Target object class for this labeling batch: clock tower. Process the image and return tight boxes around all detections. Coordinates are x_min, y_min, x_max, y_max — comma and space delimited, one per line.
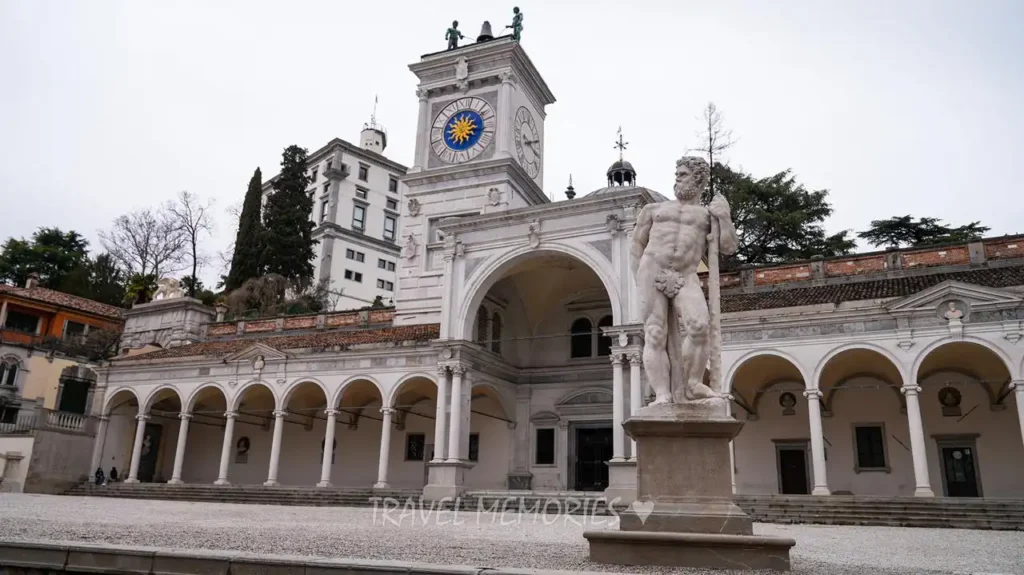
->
396, 36, 555, 325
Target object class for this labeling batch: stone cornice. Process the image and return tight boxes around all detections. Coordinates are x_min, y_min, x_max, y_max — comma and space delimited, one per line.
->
314, 223, 401, 254
262, 139, 408, 190
402, 157, 548, 206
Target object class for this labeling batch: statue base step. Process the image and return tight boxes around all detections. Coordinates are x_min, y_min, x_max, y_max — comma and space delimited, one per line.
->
618, 498, 752, 534
584, 531, 795, 571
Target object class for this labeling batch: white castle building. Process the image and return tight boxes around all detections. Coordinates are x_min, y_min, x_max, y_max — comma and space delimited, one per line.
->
92, 38, 1024, 502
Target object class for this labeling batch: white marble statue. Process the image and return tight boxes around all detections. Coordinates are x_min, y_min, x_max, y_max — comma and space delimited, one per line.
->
631, 156, 738, 404
153, 277, 184, 300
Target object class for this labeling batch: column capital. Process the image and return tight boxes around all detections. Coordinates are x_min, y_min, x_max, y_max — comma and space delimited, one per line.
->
901, 385, 923, 396
610, 353, 624, 366
135, 414, 150, 422
451, 363, 467, 376
272, 410, 288, 418
436, 364, 450, 376
415, 87, 428, 100
628, 352, 642, 366
380, 407, 395, 416
499, 70, 516, 84
325, 408, 340, 417
224, 411, 238, 419
179, 413, 192, 421
802, 389, 823, 400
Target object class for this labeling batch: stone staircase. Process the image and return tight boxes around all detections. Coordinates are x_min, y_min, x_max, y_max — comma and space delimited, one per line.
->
63, 484, 1024, 530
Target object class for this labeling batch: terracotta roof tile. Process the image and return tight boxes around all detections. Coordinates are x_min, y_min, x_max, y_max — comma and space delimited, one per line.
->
722, 265, 1024, 313
120, 323, 440, 360
0, 285, 125, 321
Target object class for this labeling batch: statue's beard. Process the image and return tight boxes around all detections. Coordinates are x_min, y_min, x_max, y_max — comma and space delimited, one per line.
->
675, 185, 700, 201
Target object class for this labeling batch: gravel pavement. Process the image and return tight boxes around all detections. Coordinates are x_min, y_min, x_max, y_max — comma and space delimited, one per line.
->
0, 495, 1020, 575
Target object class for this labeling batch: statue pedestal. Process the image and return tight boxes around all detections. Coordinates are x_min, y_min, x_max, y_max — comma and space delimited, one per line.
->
584, 402, 795, 571
423, 460, 474, 501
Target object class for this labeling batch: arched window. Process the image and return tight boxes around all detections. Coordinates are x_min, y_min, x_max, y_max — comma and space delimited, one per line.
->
597, 316, 614, 356
476, 307, 489, 345
570, 318, 593, 358
0, 360, 19, 388
491, 312, 503, 355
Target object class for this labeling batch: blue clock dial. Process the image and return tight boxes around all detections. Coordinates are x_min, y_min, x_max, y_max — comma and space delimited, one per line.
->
431, 97, 496, 164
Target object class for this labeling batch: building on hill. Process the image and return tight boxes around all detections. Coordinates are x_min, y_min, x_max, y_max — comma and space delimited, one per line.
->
90, 37, 1023, 502
261, 122, 408, 312
0, 274, 125, 493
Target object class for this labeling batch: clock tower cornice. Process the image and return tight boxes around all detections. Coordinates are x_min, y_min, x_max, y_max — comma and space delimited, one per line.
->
401, 156, 548, 206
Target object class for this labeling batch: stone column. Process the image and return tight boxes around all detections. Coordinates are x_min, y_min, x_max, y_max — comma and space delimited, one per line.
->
628, 352, 643, 459
447, 365, 466, 462
375, 407, 394, 488
1013, 381, 1024, 452
413, 88, 429, 171
611, 353, 626, 462
90, 415, 110, 474
264, 409, 287, 486
439, 251, 456, 339
901, 385, 934, 497
433, 365, 450, 462
318, 408, 339, 487
497, 71, 514, 157
124, 413, 149, 483
168, 413, 192, 485
214, 411, 237, 486
802, 390, 830, 496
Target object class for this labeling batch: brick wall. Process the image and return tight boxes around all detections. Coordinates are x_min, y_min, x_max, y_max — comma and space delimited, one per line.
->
902, 246, 969, 268
986, 239, 1023, 260
753, 264, 813, 286
205, 308, 396, 340
826, 254, 887, 277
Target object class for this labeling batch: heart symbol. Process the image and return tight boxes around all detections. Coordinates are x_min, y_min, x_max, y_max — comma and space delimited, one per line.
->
631, 500, 655, 524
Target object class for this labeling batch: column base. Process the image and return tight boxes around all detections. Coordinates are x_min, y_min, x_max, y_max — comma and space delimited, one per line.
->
317, 481, 333, 488
423, 460, 474, 501
811, 486, 831, 496
373, 482, 390, 489
124, 478, 139, 484
167, 478, 184, 486
213, 479, 230, 486
914, 487, 935, 497
263, 480, 279, 487
605, 460, 637, 506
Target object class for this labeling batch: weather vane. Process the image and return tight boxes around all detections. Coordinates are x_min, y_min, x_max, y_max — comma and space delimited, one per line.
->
614, 126, 629, 161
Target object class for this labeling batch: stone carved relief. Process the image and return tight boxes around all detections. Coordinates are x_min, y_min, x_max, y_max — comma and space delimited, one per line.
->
941, 300, 966, 321
487, 187, 501, 206
527, 220, 541, 249
407, 198, 421, 216
605, 214, 621, 236
402, 233, 418, 260
455, 57, 469, 92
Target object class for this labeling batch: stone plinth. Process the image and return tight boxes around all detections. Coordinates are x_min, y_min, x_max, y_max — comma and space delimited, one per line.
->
604, 460, 637, 506
423, 461, 474, 501
584, 401, 795, 571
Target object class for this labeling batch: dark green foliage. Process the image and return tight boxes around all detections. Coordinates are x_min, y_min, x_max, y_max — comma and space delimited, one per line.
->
223, 274, 326, 319
857, 216, 990, 249
226, 168, 265, 291
262, 146, 317, 289
124, 274, 157, 306
703, 164, 856, 269
0, 228, 89, 288
181, 276, 217, 306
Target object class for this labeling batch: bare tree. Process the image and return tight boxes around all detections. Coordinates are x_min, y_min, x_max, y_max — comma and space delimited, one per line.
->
167, 191, 215, 297
690, 102, 736, 198
99, 208, 186, 280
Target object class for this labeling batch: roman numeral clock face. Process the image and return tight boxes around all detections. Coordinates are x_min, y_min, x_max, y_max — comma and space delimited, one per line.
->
513, 106, 540, 178
431, 97, 496, 164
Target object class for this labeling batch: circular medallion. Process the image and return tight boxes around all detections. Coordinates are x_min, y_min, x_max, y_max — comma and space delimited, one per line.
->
513, 106, 540, 178
431, 97, 495, 164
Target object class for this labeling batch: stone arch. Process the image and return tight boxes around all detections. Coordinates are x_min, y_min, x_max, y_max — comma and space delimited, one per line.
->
813, 343, 905, 414
823, 372, 905, 413
386, 372, 439, 409
469, 380, 513, 421
726, 350, 807, 418
185, 383, 230, 413
911, 336, 1016, 385
281, 377, 330, 408
725, 349, 809, 393
332, 375, 386, 409
456, 243, 623, 342
812, 342, 908, 388
102, 387, 141, 416
142, 385, 185, 413
911, 338, 1014, 406
230, 380, 279, 412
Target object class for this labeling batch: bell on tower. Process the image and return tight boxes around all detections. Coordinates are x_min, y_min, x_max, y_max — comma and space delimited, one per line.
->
607, 126, 636, 186
360, 94, 387, 154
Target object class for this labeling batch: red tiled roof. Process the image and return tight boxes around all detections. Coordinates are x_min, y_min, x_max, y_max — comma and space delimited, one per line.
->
0, 285, 125, 321
120, 323, 440, 360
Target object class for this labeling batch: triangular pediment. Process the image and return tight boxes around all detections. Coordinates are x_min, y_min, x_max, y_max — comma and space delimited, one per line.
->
885, 280, 1022, 314
222, 343, 288, 364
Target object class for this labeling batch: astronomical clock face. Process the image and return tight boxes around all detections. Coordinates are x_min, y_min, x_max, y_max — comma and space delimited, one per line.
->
513, 106, 541, 178
431, 97, 496, 164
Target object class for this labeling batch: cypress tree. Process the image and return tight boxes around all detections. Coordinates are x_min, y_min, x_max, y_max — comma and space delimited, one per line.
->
226, 168, 265, 291
261, 146, 315, 287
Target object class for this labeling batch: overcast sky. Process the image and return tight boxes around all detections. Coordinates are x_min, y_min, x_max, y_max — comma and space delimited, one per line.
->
2, 0, 1021, 287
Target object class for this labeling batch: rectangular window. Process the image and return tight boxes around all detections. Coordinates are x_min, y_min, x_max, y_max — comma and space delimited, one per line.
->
535, 428, 555, 465
343, 270, 363, 283
383, 215, 396, 241
345, 249, 364, 262
325, 157, 333, 169
854, 425, 887, 470
387, 261, 396, 272
469, 433, 480, 462
320, 199, 329, 223
378, 258, 387, 269
355, 187, 368, 200
405, 433, 425, 460
386, 198, 398, 211
376, 279, 394, 291
358, 165, 369, 181
311, 167, 318, 182
3, 310, 39, 334
352, 205, 366, 230
388, 177, 399, 193
323, 182, 330, 195
63, 321, 87, 341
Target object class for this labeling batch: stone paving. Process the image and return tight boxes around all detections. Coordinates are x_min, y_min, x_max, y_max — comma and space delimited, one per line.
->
0, 494, 1021, 574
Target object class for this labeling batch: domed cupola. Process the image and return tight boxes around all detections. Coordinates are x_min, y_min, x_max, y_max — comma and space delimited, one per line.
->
606, 127, 636, 187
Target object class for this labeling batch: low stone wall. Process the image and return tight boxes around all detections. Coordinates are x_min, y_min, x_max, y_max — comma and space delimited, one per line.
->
0, 540, 594, 575
23, 429, 93, 494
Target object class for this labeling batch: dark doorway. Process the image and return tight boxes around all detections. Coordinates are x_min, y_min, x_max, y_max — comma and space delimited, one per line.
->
941, 446, 980, 497
777, 447, 810, 495
58, 378, 90, 414
137, 423, 163, 483
573, 426, 612, 491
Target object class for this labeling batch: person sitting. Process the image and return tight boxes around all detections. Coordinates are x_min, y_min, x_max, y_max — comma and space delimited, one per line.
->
109, 466, 119, 482
94, 467, 105, 486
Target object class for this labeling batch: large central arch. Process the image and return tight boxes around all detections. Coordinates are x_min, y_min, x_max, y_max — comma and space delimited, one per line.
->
455, 243, 623, 342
